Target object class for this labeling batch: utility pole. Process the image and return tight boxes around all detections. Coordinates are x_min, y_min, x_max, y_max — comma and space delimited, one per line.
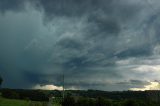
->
62, 73, 65, 101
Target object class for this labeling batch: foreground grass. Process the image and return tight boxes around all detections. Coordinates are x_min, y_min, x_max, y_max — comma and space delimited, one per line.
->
0, 97, 29, 106
0, 97, 48, 106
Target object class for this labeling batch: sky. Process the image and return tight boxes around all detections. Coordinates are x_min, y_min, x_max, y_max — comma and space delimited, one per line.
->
0, 0, 160, 91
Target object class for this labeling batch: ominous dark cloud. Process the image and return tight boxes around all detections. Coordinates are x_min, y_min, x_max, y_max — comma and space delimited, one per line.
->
1, 0, 160, 91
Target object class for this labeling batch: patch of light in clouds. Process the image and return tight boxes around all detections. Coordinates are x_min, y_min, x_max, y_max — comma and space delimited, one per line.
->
34, 84, 63, 90
130, 81, 160, 91
132, 65, 160, 73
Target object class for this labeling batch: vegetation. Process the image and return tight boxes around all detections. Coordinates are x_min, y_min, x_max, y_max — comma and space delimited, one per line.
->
61, 96, 160, 106
0, 97, 48, 106
1, 88, 160, 106
0, 97, 29, 106
0, 76, 3, 88
1, 89, 48, 101
1, 95, 160, 106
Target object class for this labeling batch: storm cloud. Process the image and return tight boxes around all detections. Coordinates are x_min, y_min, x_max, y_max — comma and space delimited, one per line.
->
0, 0, 160, 91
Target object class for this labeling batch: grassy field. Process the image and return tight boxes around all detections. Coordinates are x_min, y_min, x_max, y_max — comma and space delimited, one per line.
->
0, 97, 29, 106
0, 97, 48, 106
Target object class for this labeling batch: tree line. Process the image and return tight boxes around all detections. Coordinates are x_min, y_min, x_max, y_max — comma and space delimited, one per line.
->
62, 96, 160, 106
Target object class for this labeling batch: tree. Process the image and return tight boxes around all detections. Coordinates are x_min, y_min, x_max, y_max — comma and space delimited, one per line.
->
123, 99, 139, 106
1, 89, 19, 99
96, 97, 112, 106
62, 96, 75, 106
0, 75, 3, 88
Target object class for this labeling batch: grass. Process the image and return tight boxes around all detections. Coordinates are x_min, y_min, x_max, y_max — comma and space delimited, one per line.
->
0, 97, 50, 106
0, 92, 61, 106
0, 97, 29, 106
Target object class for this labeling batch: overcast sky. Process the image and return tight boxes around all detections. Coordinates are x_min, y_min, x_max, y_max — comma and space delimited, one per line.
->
1, 0, 160, 91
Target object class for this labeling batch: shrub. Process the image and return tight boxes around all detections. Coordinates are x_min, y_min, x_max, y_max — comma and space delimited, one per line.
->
96, 97, 112, 106
62, 96, 75, 106
2, 89, 19, 99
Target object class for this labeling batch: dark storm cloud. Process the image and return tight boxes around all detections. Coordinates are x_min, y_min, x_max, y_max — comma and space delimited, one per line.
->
37, 0, 113, 18
0, 0, 27, 13
116, 44, 152, 59
1, 0, 160, 90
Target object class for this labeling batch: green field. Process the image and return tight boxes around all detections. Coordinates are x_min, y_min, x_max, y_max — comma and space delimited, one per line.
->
0, 97, 48, 106
0, 97, 29, 106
